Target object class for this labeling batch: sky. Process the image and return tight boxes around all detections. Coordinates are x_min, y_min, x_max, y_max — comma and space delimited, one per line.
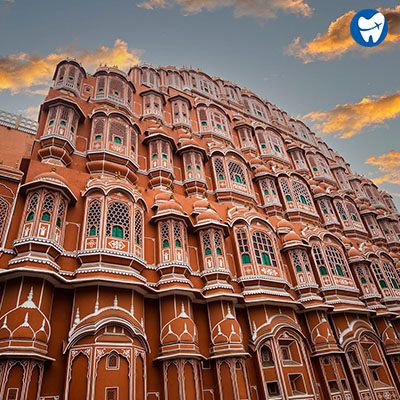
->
0, 0, 399, 207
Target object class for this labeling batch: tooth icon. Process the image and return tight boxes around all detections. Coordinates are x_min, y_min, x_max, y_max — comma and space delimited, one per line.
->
358, 12, 385, 43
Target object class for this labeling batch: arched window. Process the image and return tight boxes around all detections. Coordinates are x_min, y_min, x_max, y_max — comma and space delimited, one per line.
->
372, 262, 387, 288
173, 222, 183, 248
280, 179, 293, 203
86, 200, 101, 237
335, 200, 348, 221
26, 193, 39, 222
41, 195, 54, 222
325, 246, 350, 278
261, 346, 274, 367
252, 231, 277, 267
134, 210, 143, 246
228, 161, 246, 186
56, 201, 65, 228
292, 181, 312, 207
383, 262, 400, 290
106, 201, 130, 240
107, 353, 120, 370
109, 120, 127, 147
237, 229, 251, 264
112, 225, 123, 238
0, 197, 9, 240
214, 158, 226, 183
161, 223, 170, 248
92, 119, 105, 146
312, 246, 328, 276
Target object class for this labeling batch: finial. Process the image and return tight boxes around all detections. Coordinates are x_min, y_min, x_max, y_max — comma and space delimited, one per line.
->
114, 295, 118, 307
73, 308, 80, 326
51, 166, 56, 172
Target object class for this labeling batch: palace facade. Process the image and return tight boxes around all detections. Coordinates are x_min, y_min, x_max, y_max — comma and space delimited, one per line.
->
0, 59, 399, 400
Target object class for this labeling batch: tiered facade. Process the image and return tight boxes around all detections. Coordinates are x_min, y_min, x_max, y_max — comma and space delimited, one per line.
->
0, 59, 399, 400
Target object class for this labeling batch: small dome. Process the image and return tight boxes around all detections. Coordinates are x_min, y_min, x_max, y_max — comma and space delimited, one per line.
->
197, 208, 220, 224
33, 170, 68, 186
308, 179, 318, 186
348, 246, 362, 257
278, 219, 294, 230
155, 191, 171, 203
250, 157, 263, 167
193, 197, 210, 212
283, 230, 301, 244
313, 186, 325, 195
158, 196, 184, 214
341, 236, 352, 245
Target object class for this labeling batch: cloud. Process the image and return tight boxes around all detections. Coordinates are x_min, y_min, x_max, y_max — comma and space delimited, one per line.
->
137, 0, 313, 18
366, 150, 400, 185
0, 39, 142, 94
18, 106, 40, 120
304, 92, 400, 138
287, 6, 400, 63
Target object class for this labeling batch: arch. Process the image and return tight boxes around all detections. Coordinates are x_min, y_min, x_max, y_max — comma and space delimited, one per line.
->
68, 352, 89, 400
66, 315, 149, 352
95, 351, 129, 400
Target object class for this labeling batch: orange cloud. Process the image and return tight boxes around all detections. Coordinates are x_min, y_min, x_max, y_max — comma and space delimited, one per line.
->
137, 0, 313, 18
304, 92, 400, 138
366, 150, 400, 185
287, 6, 400, 63
0, 39, 141, 94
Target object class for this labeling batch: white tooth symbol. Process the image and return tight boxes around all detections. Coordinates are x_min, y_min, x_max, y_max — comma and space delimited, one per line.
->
358, 12, 385, 43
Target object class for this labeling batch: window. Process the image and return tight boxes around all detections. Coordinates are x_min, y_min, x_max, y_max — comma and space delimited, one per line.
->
261, 346, 274, 367
292, 181, 312, 207
134, 210, 143, 248
106, 388, 118, 400
86, 200, 101, 237
228, 161, 247, 186
237, 229, 251, 264
161, 223, 170, 249
281, 345, 291, 360
214, 158, 226, 182
108, 121, 127, 147
266, 382, 280, 397
41, 211, 50, 222
112, 225, 123, 238
252, 231, 277, 267
56, 201, 65, 229
325, 246, 349, 278
106, 201, 130, 240
313, 246, 328, 277
6, 389, 18, 400
106, 353, 119, 370
383, 262, 400, 289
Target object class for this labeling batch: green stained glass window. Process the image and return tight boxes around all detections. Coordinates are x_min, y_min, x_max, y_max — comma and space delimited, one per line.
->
241, 253, 251, 264
112, 225, 123, 238
41, 212, 51, 222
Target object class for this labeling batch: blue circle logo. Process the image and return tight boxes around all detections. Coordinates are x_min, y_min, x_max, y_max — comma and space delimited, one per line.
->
350, 9, 388, 47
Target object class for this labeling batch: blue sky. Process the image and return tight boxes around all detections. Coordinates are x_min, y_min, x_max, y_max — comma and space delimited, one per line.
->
0, 0, 399, 206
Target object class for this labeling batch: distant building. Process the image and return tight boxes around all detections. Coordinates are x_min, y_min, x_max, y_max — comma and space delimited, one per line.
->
0, 58, 399, 400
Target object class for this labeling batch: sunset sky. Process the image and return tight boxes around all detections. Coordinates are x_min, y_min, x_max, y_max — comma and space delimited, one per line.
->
0, 0, 399, 206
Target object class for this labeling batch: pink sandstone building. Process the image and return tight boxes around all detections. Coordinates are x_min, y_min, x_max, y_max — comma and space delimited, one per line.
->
0, 59, 399, 400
